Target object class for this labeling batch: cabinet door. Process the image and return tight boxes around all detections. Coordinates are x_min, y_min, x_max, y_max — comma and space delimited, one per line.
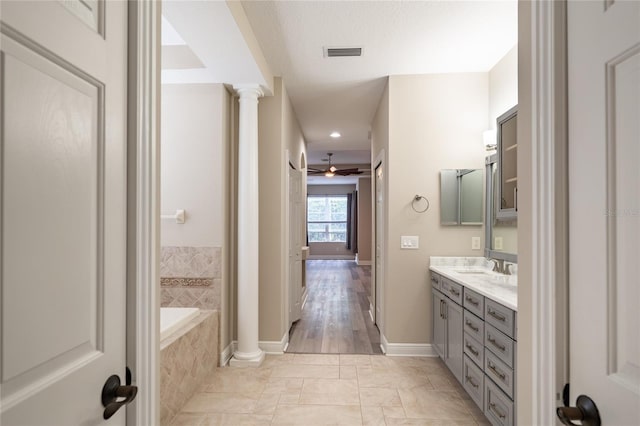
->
496, 105, 518, 220
432, 289, 446, 359
445, 299, 464, 383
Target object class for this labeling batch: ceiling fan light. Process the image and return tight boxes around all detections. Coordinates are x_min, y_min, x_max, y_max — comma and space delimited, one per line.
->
329, 166, 337, 172
325, 171, 335, 177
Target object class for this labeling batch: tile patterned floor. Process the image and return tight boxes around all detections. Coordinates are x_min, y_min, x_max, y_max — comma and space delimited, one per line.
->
170, 354, 490, 425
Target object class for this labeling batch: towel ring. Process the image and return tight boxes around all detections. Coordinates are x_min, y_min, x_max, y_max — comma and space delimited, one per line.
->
412, 195, 430, 213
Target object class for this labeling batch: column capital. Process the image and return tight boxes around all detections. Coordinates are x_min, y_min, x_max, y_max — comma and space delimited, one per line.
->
233, 84, 264, 99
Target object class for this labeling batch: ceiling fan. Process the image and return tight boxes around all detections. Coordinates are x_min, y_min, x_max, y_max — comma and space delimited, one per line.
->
307, 152, 363, 177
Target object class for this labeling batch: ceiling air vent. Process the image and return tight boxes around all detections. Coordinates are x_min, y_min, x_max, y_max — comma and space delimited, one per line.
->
324, 47, 363, 57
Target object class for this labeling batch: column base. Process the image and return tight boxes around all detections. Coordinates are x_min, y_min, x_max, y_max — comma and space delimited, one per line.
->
229, 349, 265, 367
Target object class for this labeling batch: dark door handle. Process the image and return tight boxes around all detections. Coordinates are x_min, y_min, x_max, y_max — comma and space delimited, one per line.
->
557, 395, 601, 426
102, 373, 138, 420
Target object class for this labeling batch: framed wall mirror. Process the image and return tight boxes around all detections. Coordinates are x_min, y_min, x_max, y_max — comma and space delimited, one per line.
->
440, 169, 483, 226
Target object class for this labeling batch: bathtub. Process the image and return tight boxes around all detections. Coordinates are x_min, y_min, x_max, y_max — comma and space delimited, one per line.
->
159, 308, 218, 425
160, 307, 200, 341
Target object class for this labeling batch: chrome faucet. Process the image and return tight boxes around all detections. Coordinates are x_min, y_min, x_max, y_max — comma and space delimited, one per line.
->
490, 258, 505, 274
489, 258, 513, 275
504, 263, 513, 275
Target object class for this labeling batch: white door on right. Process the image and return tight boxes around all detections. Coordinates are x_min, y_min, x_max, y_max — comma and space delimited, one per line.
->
568, 0, 640, 424
375, 163, 384, 331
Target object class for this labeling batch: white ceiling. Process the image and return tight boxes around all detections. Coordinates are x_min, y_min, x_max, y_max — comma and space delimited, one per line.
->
161, 1, 518, 184
161, 1, 269, 88
242, 0, 518, 169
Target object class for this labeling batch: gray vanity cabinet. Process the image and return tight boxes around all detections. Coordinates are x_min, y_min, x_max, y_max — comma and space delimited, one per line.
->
431, 273, 463, 383
444, 298, 463, 382
430, 270, 517, 426
432, 288, 446, 359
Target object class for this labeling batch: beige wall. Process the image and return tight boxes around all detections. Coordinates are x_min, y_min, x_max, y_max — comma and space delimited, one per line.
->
256, 77, 307, 343
489, 46, 518, 130
161, 84, 230, 247
372, 73, 488, 345
257, 78, 284, 343
371, 79, 389, 168
489, 45, 518, 254
357, 177, 372, 263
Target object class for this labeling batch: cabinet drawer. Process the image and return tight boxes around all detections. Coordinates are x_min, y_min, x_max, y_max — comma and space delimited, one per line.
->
430, 272, 440, 291
463, 355, 484, 410
463, 287, 484, 318
441, 277, 463, 305
485, 299, 515, 339
484, 349, 515, 399
485, 378, 514, 426
463, 332, 484, 368
485, 324, 514, 368
463, 310, 484, 342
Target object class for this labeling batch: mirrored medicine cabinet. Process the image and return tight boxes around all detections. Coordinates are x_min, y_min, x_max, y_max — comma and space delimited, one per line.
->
485, 105, 518, 263
440, 169, 483, 226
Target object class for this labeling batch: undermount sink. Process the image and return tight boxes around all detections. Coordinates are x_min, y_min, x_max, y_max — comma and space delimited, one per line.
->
455, 270, 490, 275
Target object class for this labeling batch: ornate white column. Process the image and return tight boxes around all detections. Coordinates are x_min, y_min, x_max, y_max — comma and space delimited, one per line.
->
230, 85, 265, 367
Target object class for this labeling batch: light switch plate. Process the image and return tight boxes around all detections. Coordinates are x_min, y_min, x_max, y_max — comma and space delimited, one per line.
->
495, 237, 503, 250
401, 236, 419, 249
472, 237, 481, 250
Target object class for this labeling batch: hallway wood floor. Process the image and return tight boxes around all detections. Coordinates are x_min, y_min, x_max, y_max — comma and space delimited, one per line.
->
287, 260, 383, 354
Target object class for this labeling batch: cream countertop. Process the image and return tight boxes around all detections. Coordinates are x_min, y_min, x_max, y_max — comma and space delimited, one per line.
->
429, 257, 517, 311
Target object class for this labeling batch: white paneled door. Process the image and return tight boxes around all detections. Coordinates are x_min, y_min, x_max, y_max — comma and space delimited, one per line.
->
567, 0, 640, 423
289, 168, 303, 325
374, 163, 384, 330
1, 1, 129, 425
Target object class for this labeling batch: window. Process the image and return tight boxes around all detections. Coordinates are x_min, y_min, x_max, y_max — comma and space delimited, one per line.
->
307, 196, 348, 242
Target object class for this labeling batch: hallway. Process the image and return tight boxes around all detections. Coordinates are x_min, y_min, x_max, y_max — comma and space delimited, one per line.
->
287, 261, 382, 355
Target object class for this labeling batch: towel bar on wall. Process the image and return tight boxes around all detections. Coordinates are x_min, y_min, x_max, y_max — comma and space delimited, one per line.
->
160, 209, 185, 224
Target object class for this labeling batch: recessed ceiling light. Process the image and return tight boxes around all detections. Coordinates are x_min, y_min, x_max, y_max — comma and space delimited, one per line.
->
330, 132, 341, 138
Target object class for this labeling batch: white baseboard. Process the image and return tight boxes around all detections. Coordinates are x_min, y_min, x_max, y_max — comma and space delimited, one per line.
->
221, 332, 289, 364
221, 342, 234, 366
307, 255, 355, 260
380, 333, 437, 357
356, 259, 372, 266
259, 332, 289, 354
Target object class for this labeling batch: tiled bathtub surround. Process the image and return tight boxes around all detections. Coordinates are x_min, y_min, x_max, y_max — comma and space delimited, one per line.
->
161, 310, 219, 426
160, 247, 221, 310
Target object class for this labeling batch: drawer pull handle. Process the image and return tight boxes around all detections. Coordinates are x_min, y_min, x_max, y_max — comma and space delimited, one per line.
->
490, 402, 507, 420
465, 375, 479, 389
488, 361, 507, 380
465, 343, 479, 356
488, 335, 507, 352
488, 308, 507, 322
449, 288, 460, 296
465, 296, 479, 306
465, 320, 479, 332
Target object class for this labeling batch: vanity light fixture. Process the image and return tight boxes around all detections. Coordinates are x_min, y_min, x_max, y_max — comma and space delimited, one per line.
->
483, 129, 497, 151
330, 131, 341, 138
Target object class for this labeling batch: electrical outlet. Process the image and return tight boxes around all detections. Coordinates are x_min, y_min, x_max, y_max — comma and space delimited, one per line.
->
471, 237, 481, 250
495, 237, 503, 250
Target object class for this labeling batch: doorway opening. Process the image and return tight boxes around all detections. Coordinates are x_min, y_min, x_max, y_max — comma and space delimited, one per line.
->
287, 170, 380, 354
